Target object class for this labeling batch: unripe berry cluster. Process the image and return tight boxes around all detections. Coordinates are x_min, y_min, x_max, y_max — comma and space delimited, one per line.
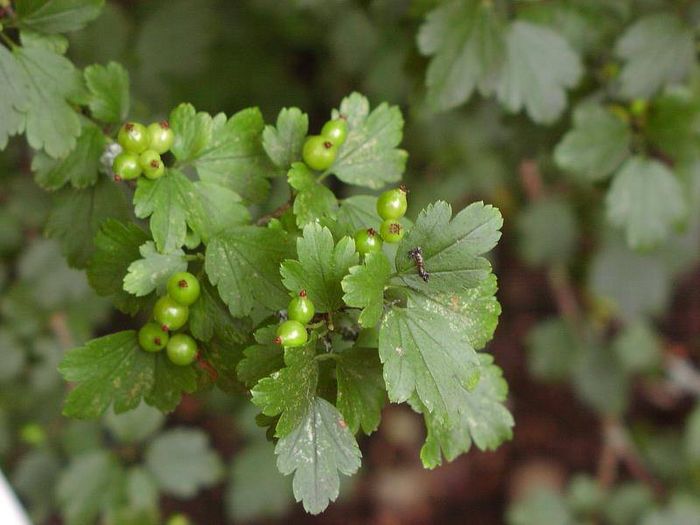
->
274, 290, 315, 348
112, 121, 174, 182
354, 186, 408, 255
301, 117, 348, 172
137, 271, 201, 366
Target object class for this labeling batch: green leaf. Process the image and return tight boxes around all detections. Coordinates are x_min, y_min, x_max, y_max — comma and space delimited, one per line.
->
554, 103, 631, 181
604, 483, 655, 525
329, 92, 407, 189
615, 14, 695, 99
45, 177, 130, 268
288, 162, 338, 227
275, 397, 361, 515
526, 317, 579, 381
187, 180, 251, 243
507, 487, 574, 525
104, 402, 165, 444
417, 0, 505, 111
341, 252, 391, 327
517, 196, 578, 266
0, 329, 26, 383
606, 157, 686, 250
378, 300, 480, 423
13, 44, 83, 158
281, 223, 358, 312
84, 61, 129, 123
573, 343, 629, 415
0, 45, 29, 149
237, 327, 285, 387
335, 195, 381, 236
641, 497, 700, 525
145, 428, 223, 498
59, 330, 196, 419
612, 321, 662, 374
392, 201, 502, 294
56, 450, 123, 525
201, 337, 246, 394
251, 343, 318, 437
123, 241, 187, 297
335, 346, 386, 434
205, 226, 295, 317
263, 107, 309, 169
32, 121, 106, 190
189, 279, 251, 345
87, 219, 150, 315
496, 21, 582, 124
133, 169, 197, 253
17, 0, 105, 34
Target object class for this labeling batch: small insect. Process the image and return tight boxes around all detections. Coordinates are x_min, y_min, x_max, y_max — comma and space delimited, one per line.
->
408, 247, 429, 282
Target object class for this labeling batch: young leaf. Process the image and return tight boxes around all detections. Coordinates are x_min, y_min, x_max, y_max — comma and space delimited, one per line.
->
0, 45, 29, 149
417, 0, 505, 111
281, 223, 358, 312
133, 169, 196, 253
32, 121, 106, 190
335, 346, 386, 435
378, 301, 480, 424
16, 0, 105, 34
188, 180, 251, 243
288, 162, 338, 227
189, 280, 251, 345
554, 103, 631, 181
84, 61, 129, 123
45, 177, 130, 268
59, 330, 196, 419
615, 13, 695, 99
87, 219, 150, 315
251, 343, 318, 437
606, 156, 686, 250
145, 428, 223, 498
205, 226, 295, 317
169, 102, 212, 162
330, 93, 407, 189
496, 21, 582, 124
263, 107, 309, 169
122, 241, 187, 297
335, 195, 381, 235
237, 343, 284, 388
341, 252, 391, 327
275, 397, 361, 515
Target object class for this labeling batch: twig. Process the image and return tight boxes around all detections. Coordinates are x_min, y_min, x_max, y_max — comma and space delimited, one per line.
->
49, 312, 74, 349
256, 201, 291, 226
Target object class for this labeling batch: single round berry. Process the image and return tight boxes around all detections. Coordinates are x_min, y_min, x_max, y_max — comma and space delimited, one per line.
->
354, 227, 383, 255
376, 187, 408, 220
380, 219, 404, 243
302, 135, 337, 171
139, 150, 165, 180
117, 122, 150, 154
139, 322, 169, 352
167, 272, 201, 306
112, 151, 142, 180
321, 118, 348, 146
166, 333, 198, 366
274, 320, 308, 348
288, 290, 315, 325
147, 121, 175, 154
153, 296, 189, 331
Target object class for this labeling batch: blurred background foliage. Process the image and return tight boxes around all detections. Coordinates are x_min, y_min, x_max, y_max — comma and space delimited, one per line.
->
2, 0, 700, 523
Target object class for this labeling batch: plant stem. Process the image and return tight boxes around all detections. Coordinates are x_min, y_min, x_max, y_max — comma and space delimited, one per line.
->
256, 201, 291, 226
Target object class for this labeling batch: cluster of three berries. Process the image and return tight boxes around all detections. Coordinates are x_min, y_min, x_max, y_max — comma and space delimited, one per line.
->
112, 121, 174, 181
355, 187, 408, 255
138, 272, 201, 366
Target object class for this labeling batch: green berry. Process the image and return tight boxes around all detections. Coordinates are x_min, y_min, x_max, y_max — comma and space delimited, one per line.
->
147, 121, 175, 154
274, 320, 308, 347
288, 290, 315, 325
167, 272, 201, 306
166, 333, 198, 366
138, 322, 169, 352
302, 135, 337, 171
376, 187, 408, 220
321, 117, 348, 146
153, 296, 189, 331
112, 151, 142, 181
380, 219, 404, 243
20, 423, 46, 446
139, 150, 165, 180
354, 227, 383, 255
117, 122, 150, 154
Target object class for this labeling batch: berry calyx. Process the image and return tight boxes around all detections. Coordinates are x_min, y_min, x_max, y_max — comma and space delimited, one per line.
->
273, 320, 308, 347
153, 295, 189, 331
302, 135, 337, 171
147, 121, 175, 154
376, 187, 408, 220
167, 272, 201, 306
321, 117, 348, 146
354, 227, 383, 255
117, 122, 150, 154
166, 333, 198, 366
138, 322, 169, 352
380, 219, 404, 243
112, 151, 142, 180
288, 290, 315, 325
139, 150, 165, 180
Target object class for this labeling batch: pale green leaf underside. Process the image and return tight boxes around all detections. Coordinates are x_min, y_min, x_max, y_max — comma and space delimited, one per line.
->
123, 241, 187, 297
